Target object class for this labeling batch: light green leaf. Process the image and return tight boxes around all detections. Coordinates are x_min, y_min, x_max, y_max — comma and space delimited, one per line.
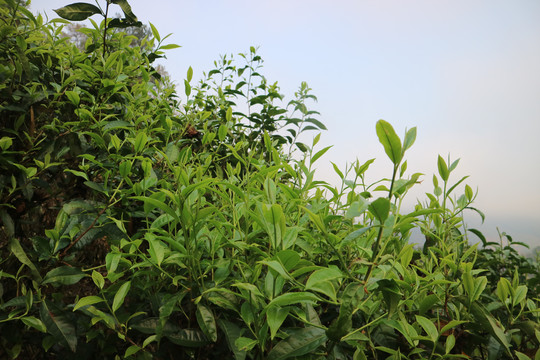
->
9, 238, 41, 281
437, 155, 449, 182
471, 276, 487, 302
376, 120, 402, 165
267, 292, 319, 308
65, 90, 80, 106
260, 260, 292, 281
124, 345, 141, 358
403, 127, 417, 152
21, 316, 47, 333
0, 136, 13, 150
160, 43, 181, 50
305, 268, 343, 290
73, 296, 105, 311
345, 198, 369, 219
513, 285, 528, 307
112, 281, 131, 313
267, 306, 290, 339
147, 235, 166, 266
445, 334, 456, 354
235, 337, 258, 351
134, 132, 147, 153
368, 197, 390, 224
149, 22, 160, 42
415, 315, 438, 342
310, 145, 332, 165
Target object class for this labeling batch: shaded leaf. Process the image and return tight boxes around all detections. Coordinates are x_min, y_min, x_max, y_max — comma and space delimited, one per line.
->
196, 303, 217, 342
54, 3, 102, 21
40, 301, 77, 352
42, 266, 86, 287
268, 327, 327, 360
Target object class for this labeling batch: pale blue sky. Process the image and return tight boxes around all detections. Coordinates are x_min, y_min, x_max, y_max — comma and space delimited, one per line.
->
31, 0, 540, 249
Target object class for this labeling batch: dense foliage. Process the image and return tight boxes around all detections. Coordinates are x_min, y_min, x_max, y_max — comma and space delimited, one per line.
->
1, 1, 539, 359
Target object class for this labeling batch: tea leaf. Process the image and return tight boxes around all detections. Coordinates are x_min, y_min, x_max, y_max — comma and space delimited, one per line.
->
415, 315, 438, 342
112, 281, 131, 313
305, 268, 343, 290
267, 306, 290, 339
310, 145, 332, 165
54, 3, 102, 21
376, 120, 402, 165
437, 155, 449, 182
149, 22, 160, 42
40, 301, 77, 352
403, 127, 417, 152
21, 316, 46, 333
513, 285, 528, 307
42, 266, 86, 287
368, 197, 390, 224
111, 0, 138, 22
267, 292, 319, 308
124, 345, 141, 358
73, 296, 105, 311
196, 303, 217, 342
166, 329, 209, 347
218, 319, 247, 360
267, 327, 327, 360
9, 238, 41, 281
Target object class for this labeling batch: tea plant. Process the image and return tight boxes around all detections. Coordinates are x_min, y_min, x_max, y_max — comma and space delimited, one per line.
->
1, 1, 539, 359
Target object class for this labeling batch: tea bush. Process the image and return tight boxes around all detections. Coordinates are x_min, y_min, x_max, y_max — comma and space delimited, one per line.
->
1, 1, 539, 359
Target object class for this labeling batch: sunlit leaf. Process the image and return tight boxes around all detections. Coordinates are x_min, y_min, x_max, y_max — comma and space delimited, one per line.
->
376, 120, 402, 165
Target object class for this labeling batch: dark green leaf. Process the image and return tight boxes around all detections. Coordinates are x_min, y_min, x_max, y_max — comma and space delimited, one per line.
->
111, 0, 138, 22
217, 319, 247, 360
42, 266, 86, 287
40, 301, 77, 352
167, 329, 209, 347
54, 3, 103, 21
268, 327, 327, 360
196, 303, 217, 342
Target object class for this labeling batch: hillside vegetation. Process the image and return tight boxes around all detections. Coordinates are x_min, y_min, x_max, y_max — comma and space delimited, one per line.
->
1, 1, 539, 359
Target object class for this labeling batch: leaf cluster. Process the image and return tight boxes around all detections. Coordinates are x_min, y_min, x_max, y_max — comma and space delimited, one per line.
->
0, 1, 539, 360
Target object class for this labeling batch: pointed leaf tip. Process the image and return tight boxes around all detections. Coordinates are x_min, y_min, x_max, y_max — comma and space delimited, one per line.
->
54, 3, 103, 21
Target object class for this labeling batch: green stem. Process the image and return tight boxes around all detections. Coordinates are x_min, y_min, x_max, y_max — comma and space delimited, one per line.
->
364, 163, 398, 282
